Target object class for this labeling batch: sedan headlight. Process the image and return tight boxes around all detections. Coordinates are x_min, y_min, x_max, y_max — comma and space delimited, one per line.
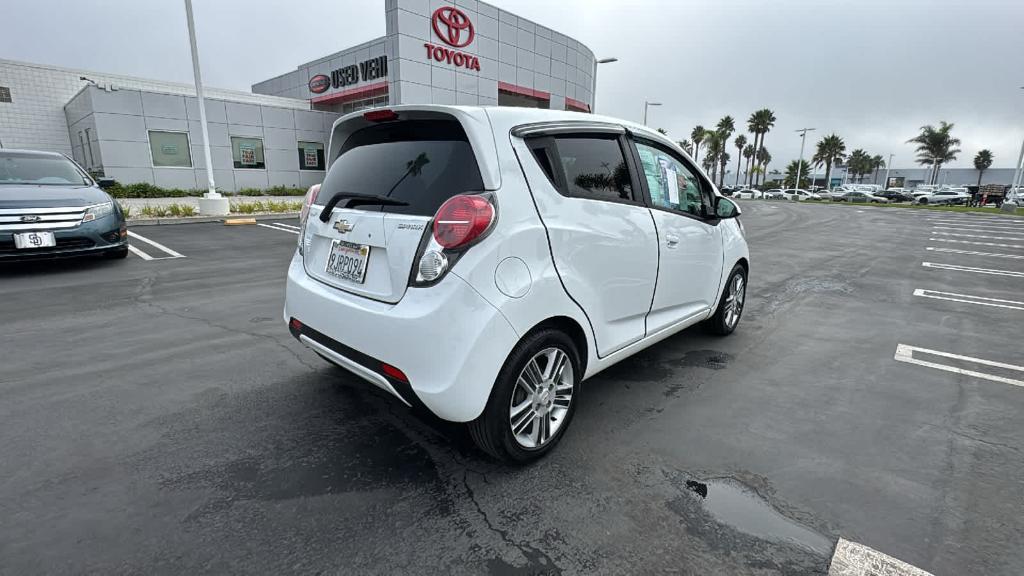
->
83, 202, 114, 222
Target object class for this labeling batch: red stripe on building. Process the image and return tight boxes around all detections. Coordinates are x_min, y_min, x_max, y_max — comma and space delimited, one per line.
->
497, 81, 551, 101
310, 81, 389, 104
565, 97, 591, 113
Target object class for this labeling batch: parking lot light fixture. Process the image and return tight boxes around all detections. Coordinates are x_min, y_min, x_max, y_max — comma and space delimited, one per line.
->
592, 57, 618, 113
794, 128, 815, 189
883, 153, 894, 189
643, 100, 662, 126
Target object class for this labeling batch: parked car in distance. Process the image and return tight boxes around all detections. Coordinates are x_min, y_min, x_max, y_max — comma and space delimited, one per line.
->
781, 188, 822, 201
880, 189, 915, 202
764, 189, 785, 199
0, 149, 127, 260
836, 191, 889, 203
733, 188, 764, 199
284, 106, 750, 462
916, 189, 970, 205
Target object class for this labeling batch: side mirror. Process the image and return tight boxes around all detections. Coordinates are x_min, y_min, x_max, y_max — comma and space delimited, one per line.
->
715, 196, 741, 219
97, 178, 116, 189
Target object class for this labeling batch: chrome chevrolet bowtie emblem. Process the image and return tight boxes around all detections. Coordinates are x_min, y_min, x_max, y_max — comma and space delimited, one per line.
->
20, 215, 41, 223
333, 219, 354, 234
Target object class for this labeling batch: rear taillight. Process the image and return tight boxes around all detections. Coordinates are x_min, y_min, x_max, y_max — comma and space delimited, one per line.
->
363, 109, 399, 122
432, 195, 495, 250
299, 183, 321, 226
411, 194, 496, 286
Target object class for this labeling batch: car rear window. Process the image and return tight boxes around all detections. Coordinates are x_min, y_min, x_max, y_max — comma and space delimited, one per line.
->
318, 119, 484, 216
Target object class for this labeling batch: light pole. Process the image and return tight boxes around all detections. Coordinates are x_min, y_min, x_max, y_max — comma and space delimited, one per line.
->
794, 127, 815, 190
184, 0, 228, 216
591, 57, 617, 114
643, 100, 662, 126
1012, 87, 1024, 194
883, 153, 894, 189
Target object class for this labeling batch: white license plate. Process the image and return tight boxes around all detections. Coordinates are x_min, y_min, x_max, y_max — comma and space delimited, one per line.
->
14, 231, 56, 249
325, 240, 370, 283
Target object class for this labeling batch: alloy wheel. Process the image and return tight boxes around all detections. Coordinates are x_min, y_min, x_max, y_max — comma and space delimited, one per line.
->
509, 347, 574, 449
724, 274, 746, 329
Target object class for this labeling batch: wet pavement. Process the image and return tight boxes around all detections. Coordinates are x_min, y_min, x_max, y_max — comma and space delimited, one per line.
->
2, 206, 1022, 575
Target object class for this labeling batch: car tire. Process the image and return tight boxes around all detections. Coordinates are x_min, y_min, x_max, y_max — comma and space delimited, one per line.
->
104, 246, 129, 259
707, 264, 747, 336
469, 328, 581, 463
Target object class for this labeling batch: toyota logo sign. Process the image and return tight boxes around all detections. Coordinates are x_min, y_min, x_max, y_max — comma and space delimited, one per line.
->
308, 74, 331, 94
432, 6, 474, 48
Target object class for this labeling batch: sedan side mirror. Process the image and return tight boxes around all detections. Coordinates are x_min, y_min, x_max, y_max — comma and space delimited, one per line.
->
97, 177, 116, 189
715, 196, 741, 219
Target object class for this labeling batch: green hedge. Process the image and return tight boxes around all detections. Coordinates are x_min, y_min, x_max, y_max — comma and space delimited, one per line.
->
106, 182, 309, 198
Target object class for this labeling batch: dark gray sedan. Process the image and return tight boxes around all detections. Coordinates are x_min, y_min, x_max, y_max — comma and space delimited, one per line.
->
0, 149, 127, 260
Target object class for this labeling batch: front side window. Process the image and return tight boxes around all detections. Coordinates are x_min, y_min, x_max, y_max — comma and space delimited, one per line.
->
149, 131, 193, 168
231, 136, 265, 169
634, 140, 707, 217
0, 152, 89, 186
297, 141, 325, 171
551, 136, 633, 201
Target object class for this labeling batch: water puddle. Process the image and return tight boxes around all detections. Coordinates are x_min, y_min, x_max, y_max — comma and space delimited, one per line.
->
685, 479, 832, 556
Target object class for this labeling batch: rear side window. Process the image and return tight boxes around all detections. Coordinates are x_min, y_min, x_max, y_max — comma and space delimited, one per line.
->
319, 119, 484, 216
538, 136, 634, 202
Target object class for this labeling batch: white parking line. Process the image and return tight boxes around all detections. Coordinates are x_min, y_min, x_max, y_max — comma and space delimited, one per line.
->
926, 247, 1024, 260
127, 230, 185, 259
257, 223, 299, 235
922, 261, 1024, 278
932, 224, 1024, 234
933, 231, 1024, 241
930, 238, 1024, 250
913, 288, 1024, 311
126, 244, 153, 260
271, 222, 300, 230
894, 344, 1024, 389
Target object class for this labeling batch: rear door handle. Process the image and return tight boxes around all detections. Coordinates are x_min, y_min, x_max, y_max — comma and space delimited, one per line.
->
665, 234, 679, 248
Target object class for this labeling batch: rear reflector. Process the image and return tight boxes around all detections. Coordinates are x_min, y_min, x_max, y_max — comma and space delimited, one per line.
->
381, 362, 409, 383
289, 318, 303, 331
433, 195, 495, 250
363, 109, 399, 122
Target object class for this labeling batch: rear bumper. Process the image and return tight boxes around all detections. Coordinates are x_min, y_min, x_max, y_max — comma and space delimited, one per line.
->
0, 215, 126, 260
284, 252, 520, 422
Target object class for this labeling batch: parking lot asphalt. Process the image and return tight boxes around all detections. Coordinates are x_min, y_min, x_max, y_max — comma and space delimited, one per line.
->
2, 205, 1023, 575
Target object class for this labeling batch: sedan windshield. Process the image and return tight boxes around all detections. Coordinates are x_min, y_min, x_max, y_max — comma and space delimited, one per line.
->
0, 152, 90, 186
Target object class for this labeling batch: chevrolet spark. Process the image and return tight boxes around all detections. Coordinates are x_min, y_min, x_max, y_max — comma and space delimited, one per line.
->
286, 106, 749, 462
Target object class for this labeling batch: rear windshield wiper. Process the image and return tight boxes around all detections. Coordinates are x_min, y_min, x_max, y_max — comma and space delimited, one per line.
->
318, 191, 409, 222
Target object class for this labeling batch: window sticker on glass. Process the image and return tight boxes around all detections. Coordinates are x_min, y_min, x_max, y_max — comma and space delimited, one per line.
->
239, 143, 256, 166
304, 147, 318, 168
665, 167, 680, 205
161, 144, 178, 155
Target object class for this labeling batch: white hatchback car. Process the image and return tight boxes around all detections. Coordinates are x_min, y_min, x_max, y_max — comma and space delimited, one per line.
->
285, 106, 750, 461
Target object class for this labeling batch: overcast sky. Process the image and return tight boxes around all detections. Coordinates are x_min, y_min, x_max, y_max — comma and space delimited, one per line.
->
3, 0, 1022, 170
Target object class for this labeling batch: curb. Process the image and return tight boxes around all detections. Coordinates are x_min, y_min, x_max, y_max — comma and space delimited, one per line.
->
128, 212, 300, 226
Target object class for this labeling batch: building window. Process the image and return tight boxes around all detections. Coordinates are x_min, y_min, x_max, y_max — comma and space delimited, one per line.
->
84, 128, 95, 169
231, 136, 265, 169
297, 141, 325, 171
0, 86, 11, 103
339, 95, 389, 115
148, 130, 193, 168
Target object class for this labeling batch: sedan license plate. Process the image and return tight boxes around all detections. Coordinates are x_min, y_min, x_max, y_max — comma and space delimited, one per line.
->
325, 240, 370, 283
14, 231, 56, 249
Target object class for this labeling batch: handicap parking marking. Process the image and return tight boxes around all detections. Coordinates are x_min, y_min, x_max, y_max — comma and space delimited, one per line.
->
922, 261, 1024, 278
930, 237, 1024, 250
926, 246, 1024, 260
894, 344, 1024, 389
257, 222, 299, 235
913, 288, 1024, 311
126, 230, 185, 260
830, 538, 934, 576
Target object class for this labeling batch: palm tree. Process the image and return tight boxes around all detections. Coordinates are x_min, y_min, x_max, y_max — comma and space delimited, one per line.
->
742, 144, 755, 187
907, 122, 961, 184
747, 109, 776, 187
785, 159, 812, 188
755, 147, 771, 186
973, 149, 993, 187
871, 155, 886, 185
679, 140, 693, 156
703, 131, 724, 179
691, 126, 707, 165
657, 128, 668, 135
847, 149, 870, 183
719, 151, 731, 188
715, 116, 735, 186
733, 134, 747, 186
812, 134, 846, 191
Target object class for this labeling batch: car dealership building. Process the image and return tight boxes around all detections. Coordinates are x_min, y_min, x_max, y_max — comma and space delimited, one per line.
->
0, 0, 596, 191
